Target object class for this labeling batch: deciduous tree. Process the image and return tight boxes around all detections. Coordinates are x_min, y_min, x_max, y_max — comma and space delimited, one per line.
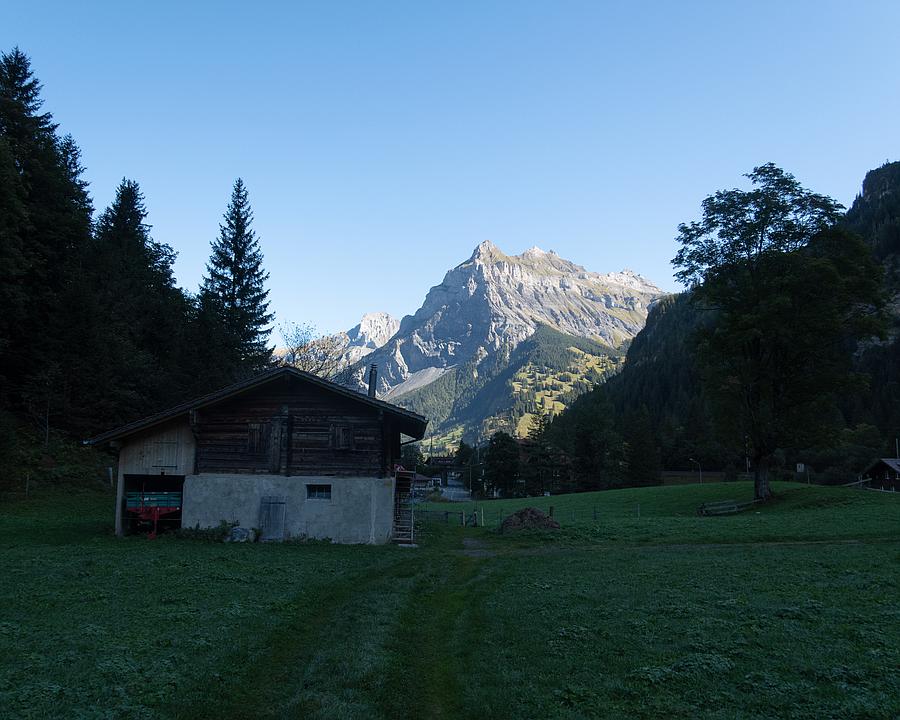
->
673, 165, 884, 499
278, 321, 350, 382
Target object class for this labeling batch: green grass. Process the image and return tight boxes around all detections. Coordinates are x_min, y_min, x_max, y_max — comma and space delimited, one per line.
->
423, 481, 900, 543
1, 483, 898, 719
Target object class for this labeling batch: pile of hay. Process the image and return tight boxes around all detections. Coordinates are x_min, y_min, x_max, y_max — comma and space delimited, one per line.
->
500, 507, 560, 532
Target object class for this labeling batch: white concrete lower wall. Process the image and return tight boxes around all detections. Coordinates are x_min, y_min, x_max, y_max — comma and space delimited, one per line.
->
182, 474, 396, 544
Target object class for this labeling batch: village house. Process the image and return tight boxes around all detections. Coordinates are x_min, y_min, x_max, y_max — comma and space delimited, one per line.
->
87, 366, 427, 544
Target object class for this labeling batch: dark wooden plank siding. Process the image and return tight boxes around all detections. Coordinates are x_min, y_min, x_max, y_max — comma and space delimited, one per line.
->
194, 374, 390, 476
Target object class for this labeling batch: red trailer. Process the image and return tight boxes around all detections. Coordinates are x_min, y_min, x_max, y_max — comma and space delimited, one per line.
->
125, 490, 182, 539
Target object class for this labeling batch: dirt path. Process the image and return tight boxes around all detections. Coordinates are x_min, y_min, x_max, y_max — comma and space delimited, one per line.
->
171, 555, 413, 720
374, 549, 496, 720
461, 536, 495, 558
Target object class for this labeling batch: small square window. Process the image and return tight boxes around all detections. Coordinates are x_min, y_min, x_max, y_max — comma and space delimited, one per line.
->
306, 484, 331, 500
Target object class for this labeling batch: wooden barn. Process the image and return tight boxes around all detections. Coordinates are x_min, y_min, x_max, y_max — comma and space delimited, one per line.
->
859, 457, 900, 492
87, 366, 427, 544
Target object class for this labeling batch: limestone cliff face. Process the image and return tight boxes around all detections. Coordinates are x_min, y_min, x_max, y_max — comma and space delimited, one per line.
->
348, 312, 400, 349
355, 241, 662, 397
333, 312, 400, 368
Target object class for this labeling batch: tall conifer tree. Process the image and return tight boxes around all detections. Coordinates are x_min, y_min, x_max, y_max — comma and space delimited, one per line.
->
67, 179, 192, 432
0, 47, 92, 409
201, 178, 273, 376
483, 431, 521, 498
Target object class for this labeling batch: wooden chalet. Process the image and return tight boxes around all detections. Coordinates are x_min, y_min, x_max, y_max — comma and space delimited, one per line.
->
87, 366, 427, 544
859, 457, 900, 492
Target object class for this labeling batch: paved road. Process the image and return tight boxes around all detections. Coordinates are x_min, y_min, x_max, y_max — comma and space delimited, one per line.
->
441, 478, 472, 502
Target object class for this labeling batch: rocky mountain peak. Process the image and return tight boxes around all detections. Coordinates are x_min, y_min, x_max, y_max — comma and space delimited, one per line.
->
355, 241, 663, 399
330, 312, 400, 371
469, 239, 505, 263
347, 311, 400, 349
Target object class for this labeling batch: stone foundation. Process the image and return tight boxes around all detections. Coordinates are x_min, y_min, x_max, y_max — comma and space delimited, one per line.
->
181, 474, 395, 544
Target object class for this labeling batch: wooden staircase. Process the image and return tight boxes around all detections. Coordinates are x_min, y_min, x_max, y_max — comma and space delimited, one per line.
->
392, 470, 415, 544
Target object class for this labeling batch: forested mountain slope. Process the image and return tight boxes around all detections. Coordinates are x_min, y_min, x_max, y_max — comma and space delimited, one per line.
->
549, 162, 900, 488
350, 241, 662, 447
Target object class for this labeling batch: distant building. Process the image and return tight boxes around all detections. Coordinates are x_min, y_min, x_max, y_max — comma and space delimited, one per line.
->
859, 458, 900, 492
426, 455, 456, 485
87, 366, 427, 543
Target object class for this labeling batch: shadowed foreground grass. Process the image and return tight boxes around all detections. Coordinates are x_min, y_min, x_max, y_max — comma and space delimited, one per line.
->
1, 483, 898, 719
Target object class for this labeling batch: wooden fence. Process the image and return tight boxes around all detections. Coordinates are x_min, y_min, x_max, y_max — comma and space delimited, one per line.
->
416, 505, 644, 529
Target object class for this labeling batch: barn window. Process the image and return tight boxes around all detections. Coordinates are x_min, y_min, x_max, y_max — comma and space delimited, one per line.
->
334, 426, 354, 450
248, 423, 264, 453
306, 484, 332, 500
151, 430, 178, 469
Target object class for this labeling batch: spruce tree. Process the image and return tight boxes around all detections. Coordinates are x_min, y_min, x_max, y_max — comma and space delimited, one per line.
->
0, 47, 93, 412
624, 406, 661, 486
0, 47, 56, 152
483, 431, 521, 498
0, 136, 27, 394
524, 412, 554, 494
68, 179, 191, 432
201, 178, 273, 376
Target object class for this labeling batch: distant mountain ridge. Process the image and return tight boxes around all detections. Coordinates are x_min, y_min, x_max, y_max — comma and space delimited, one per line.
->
349, 241, 663, 445
845, 160, 900, 318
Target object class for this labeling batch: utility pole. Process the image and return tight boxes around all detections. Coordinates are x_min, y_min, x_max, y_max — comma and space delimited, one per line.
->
690, 457, 702, 484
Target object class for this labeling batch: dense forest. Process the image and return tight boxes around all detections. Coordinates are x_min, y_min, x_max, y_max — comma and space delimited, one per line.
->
546, 162, 900, 493
0, 49, 275, 489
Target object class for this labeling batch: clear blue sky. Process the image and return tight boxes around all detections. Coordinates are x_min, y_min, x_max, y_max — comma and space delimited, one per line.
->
4, 1, 899, 335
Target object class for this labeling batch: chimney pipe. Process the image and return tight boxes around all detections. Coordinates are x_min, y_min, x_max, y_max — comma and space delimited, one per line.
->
368, 364, 377, 398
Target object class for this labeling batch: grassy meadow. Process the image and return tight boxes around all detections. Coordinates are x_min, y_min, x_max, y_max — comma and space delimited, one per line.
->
1, 482, 898, 719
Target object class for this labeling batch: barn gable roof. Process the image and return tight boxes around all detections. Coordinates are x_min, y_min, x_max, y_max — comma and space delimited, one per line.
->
860, 457, 900, 476
85, 366, 427, 445
859, 458, 900, 477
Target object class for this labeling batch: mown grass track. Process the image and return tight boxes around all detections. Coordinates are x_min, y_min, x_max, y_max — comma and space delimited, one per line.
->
2, 483, 898, 719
